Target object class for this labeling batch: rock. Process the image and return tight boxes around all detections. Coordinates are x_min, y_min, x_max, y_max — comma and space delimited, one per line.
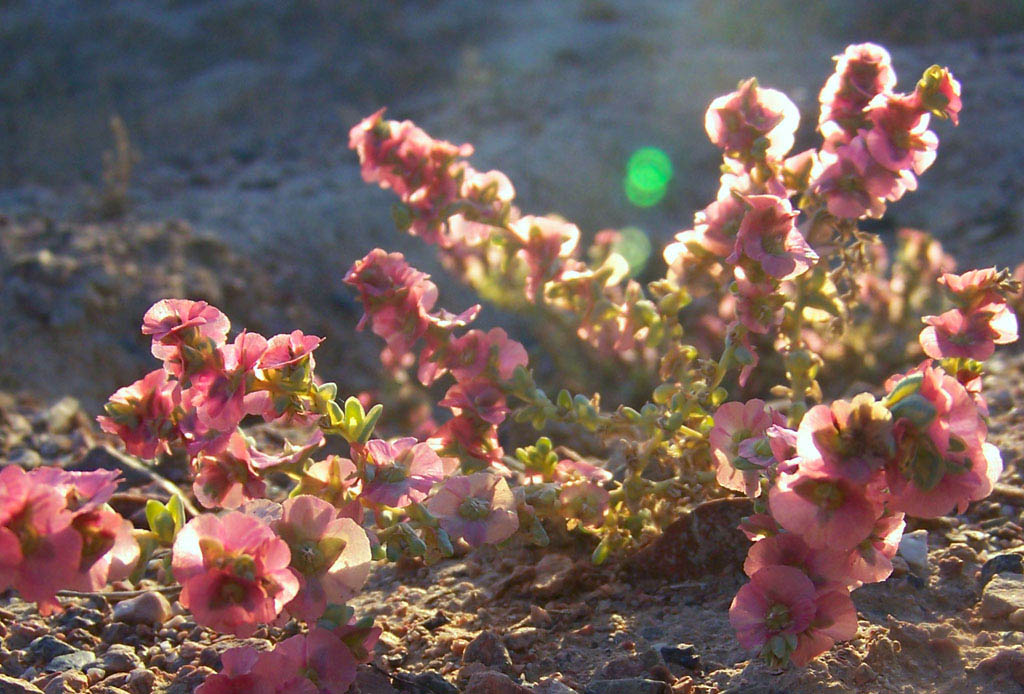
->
99, 646, 142, 674
654, 643, 700, 669
463, 633, 513, 673
464, 671, 531, 694
626, 498, 751, 579
111, 592, 172, 626
531, 680, 577, 694
981, 573, 1024, 619
585, 679, 668, 694
852, 663, 876, 685
422, 611, 450, 631
411, 672, 459, 694
163, 667, 215, 694
531, 554, 574, 598
352, 668, 399, 694
42, 671, 88, 694
44, 651, 95, 673
528, 605, 552, 628
504, 628, 541, 652
0, 674, 44, 694
981, 553, 1024, 587
977, 648, 1024, 685
898, 530, 929, 575
45, 397, 80, 434
1010, 609, 1024, 630
27, 638, 76, 664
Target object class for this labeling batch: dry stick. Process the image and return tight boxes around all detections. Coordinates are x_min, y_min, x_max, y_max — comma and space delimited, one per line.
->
99, 444, 201, 517
56, 585, 182, 602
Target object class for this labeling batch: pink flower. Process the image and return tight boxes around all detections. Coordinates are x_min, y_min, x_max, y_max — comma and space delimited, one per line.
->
920, 308, 1017, 360
789, 587, 858, 667
0, 466, 82, 614
188, 331, 269, 431
812, 138, 914, 220
361, 438, 444, 508
883, 364, 995, 517
729, 565, 816, 658
710, 399, 786, 497
295, 456, 362, 521
732, 266, 784, 335
273, 628, 358, 694
664, 195, 746, 267
275, 495, 371, 623
442, 328, 527, 384
814, 512, 905, 589
258, 331, 323, 371
142, 299, 230, 375
344, 249, 439, 360
439, 381, 509, 426
743, 533, 823, 584
428, 415, 504, 467
705, 78, 800, 161
509, 215, 581, 301
426, 473, 518, 547
769, 469, 883, 551
819, 43, 897, 144
192, 432, 267, 510
729, 195, 817, 280
31, 468, 120, 513
796, 394, 895, 485
68, 507, 139, 591
98, 369, 181, 459
172, 511, 299, 636
862, 95, 937, 175
196, 645, 315, 694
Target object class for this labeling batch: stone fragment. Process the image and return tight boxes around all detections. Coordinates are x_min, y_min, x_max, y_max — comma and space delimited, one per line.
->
27, 638, 75, 664
99, 646, 142, 674
531, 554, 574, 598
585, 679, 668, 694
980, 553, 1023, 587
411, 672, 458, 694
463, 632, 513, 673
464, 671, 532, 694
981, 573, 1024, 619
0, 674, 44, 694
43, 651, 95, 673
111, 593, 172, 626
898, 530, 929, 574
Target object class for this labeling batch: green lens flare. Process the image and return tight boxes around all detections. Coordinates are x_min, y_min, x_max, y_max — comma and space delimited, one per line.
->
614, 227, 652, 276
624, 147, 673, 208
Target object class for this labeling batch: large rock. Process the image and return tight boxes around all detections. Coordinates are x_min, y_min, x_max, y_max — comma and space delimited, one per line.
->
0, 675, 44, 694
111, 592, 172, 626
981, 573, 1024, 620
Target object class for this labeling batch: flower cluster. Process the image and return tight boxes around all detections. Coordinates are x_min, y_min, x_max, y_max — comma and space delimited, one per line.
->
0, 466, 137, 614
726, 287, 1011, 665
811, 44, 961, 220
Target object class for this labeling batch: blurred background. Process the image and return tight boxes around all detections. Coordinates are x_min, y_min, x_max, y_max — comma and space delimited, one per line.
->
1, 0, 1023, 407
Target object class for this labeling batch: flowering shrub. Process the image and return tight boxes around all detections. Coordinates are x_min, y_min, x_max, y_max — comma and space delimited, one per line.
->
0, 42, 1019, 687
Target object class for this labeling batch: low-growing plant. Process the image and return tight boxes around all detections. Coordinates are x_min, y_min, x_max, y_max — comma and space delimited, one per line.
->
1, 43, 1019, 689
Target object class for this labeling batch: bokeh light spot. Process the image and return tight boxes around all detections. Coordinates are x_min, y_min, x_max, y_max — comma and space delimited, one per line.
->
614, 226, 653, 276
624, 147, 673, 208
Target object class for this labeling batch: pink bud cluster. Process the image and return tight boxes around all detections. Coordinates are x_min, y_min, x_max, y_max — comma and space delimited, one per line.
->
811, 44, 961, 219
726, 275, 1012, 665
0, 466, 138, 614
350, 112, 665, 362
99, 299, 325, 509
345, 249, 526, 472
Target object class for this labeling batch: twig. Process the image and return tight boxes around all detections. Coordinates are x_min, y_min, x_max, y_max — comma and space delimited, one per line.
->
97, 445, 201, 517
56, 585, 182, 602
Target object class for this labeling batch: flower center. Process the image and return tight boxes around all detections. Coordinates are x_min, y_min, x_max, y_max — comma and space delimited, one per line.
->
458, 496, 491, 520
765, 603, 792, 632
